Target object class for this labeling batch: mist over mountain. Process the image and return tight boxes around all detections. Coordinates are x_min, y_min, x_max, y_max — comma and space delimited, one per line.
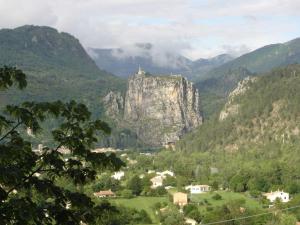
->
196, 37, 300, 118
88, 44, 234, 81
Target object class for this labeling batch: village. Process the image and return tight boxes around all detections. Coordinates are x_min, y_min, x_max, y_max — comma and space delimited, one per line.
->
84, 148, 293, 225
31, 144, 296, 225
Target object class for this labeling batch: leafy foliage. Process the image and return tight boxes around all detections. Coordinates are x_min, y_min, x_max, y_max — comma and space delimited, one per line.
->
0, 25, 128, 147
0, 67, 126, 224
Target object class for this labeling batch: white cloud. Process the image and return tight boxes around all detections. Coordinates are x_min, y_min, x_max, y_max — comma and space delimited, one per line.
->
0, 0, 299, 60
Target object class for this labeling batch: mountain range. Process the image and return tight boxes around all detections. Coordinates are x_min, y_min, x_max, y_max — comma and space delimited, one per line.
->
89, 44, 234, 81
195, 37, 300, 118
1, 25, 300, 149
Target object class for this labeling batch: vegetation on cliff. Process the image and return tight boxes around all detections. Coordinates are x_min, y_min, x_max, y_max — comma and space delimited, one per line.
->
0, 25, 126, 113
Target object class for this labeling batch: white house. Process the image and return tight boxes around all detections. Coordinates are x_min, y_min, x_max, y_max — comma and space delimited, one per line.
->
150, 176, 164, 189
185, 185, 211, 194
111, 171, 125, 180
156, 170, 174, 178
263, 190, 290, 203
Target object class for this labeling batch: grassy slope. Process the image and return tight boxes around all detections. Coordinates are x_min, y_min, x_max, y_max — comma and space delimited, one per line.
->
189, 191, 261, 210
110, 197, 168, 223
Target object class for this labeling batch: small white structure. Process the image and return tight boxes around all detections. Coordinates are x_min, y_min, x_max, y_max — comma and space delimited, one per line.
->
165, 186, 174, 190
27, 127, 34, 137
157, 170, 174, 178
147, 170, 156, 174
185, 218, 197, 225
91, 147, 121, 153
263, 190, 290, 203
185, 185, 211, 194
151, 176, 163, 189
111, 171, 125, 180
57, 146, 71, 155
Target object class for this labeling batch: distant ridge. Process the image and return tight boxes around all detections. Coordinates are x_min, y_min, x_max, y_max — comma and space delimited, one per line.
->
0, 25, 125, 110
89, 45, 233, 81
196, 37, 300, 117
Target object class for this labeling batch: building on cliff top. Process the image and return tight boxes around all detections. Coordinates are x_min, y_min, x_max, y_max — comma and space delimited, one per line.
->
103, 67, 203, 147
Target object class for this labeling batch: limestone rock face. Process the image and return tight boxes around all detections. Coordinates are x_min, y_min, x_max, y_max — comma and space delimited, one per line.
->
102, 91, 124, 119
103, 70, 202, 146
119, 71, 202, 146
219, 77, 257, 121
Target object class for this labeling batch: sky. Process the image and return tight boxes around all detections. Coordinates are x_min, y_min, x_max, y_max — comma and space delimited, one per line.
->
0, 0, 300, 60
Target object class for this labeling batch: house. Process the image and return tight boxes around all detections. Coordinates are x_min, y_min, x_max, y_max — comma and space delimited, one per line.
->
263, 190, 290, 203
185, 185, 211, 194
151, 176, 163, 188
156, 170, 174, 178
111, 171, 125, 180
185, 218, 197, 225
93, 189, 116, 198
173, 192, 188, 206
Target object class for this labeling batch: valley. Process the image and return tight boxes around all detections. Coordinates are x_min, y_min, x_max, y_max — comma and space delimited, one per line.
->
1, 23, 300, 225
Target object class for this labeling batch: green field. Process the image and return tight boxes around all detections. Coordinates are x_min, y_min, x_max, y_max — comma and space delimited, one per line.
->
189, 191, 262, 210
110, 196, 169, 224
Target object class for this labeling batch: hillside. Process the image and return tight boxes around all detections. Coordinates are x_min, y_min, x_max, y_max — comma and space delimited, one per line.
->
206, 38, 300, 79
196, 38, 300, 118
178, 64, 300, 152
89, 45, 233, 81
0, 25, 125, 113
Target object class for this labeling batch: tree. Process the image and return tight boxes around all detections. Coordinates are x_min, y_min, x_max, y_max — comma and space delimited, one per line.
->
0, 67, 125, 224
93, 174, 121, 192
127, 175, 142, 196
183, 204, 202, 222
159, 207, 186, 225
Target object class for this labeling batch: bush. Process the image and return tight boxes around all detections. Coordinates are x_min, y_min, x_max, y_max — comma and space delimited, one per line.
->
249, 190, 261, 198
121, 189, 134, 199
212, 193, 222, 200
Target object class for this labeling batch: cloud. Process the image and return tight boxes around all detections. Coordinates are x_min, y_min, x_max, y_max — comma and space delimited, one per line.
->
222, 45, 251, 57
0, 0, 299, 61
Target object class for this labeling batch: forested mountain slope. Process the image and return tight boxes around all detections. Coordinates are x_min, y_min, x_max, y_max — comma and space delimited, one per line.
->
178, 64, 300, 152
0, 25, 125, 115
197, 38, 300, 117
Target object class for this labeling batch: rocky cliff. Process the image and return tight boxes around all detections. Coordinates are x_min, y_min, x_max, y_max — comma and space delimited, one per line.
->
103, 69, 202, 146
219, 77, 257, 121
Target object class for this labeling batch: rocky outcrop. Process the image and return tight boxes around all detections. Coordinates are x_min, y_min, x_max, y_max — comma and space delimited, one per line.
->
219, 77, 257, 121
103, 69, 202, 146
102, 91, 124, 119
